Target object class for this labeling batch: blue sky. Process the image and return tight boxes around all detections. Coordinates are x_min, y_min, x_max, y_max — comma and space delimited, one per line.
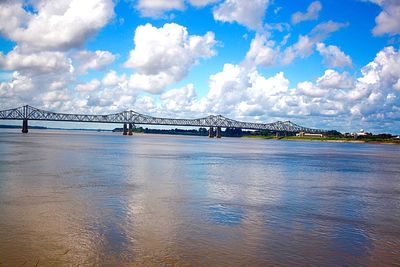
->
0, 0, 400, 133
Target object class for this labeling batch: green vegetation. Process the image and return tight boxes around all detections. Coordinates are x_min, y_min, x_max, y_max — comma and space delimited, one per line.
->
113, 127, 255, 137
243, 133, 400, 144
112, 126, 400, 144
0, 124, 47, 129
4, 123, 395, 144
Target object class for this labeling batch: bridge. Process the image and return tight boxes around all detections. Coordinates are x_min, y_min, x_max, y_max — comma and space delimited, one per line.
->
0, 105, 325, 137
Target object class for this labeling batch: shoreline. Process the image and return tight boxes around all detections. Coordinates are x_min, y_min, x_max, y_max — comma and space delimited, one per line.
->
1, 127, 399, 145
242, 135, 400, 145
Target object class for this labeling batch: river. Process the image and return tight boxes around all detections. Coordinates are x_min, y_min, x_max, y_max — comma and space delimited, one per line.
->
0, 130, 399, 266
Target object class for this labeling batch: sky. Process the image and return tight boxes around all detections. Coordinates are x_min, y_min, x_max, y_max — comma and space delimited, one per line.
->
0, 0, 400, 133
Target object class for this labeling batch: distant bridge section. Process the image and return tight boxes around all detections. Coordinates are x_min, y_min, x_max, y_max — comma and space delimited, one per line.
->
0, 105, 325, 136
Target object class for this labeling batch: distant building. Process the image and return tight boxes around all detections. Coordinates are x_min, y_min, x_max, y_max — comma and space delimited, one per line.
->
296, 131, 324, 138
355, 129, 368, 136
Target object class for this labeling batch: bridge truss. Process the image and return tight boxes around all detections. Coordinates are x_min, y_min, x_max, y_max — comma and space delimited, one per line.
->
0, 105, 325, 133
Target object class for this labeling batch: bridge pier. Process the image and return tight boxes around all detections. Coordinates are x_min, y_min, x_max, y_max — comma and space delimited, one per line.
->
22, 119, 28, 133
208, 127, 215, 138
128, 123, 133, 135
123, 123, 128, 135
216, 126, 221, 138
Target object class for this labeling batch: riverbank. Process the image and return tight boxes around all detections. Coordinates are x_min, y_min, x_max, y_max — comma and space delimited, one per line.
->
242, 135, 400, 144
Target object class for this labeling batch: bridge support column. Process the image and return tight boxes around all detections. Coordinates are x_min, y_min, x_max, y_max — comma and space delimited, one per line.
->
128, 123, 133, 135
22, 119, 28, 133
123, 123, 128, 135
216, 126, 221, 138
208, 127, 215, 138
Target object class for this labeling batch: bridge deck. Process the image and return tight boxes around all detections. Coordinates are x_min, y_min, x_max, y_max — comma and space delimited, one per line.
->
0, 105, 325, 133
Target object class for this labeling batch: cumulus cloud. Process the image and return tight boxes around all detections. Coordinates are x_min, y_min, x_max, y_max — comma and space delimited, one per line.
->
281, 35, 314, 64
127, 72, 175, 94
245, 34, 278, 67
0, 0, 114, 52
134, 0, 220, 17
213, 0, 269, 30
281, 21, 348, 65
160, 83, 198, 112
2, 46, 400, 132
124, 23, 217, 93
346, 47, 400, 121
370, 0, 400, 36
297, 46, 400, 125
155, 46, 400, 131
316, 70, 354, 89
245, 21, 348, 68
316, 43, 353, 68
0, 72, 34, 99
199, 64, 292, 117
309, 21, 349, 40
0, 47, 73, 75
73, 50, 116, 74
0, 0, 117, 112
0, 70, 75, 111
291, 1, 322, 25
136, 0, 184, 18
75, 79, 101, 92
102, 70, 127, 87
189, 0, 220, 7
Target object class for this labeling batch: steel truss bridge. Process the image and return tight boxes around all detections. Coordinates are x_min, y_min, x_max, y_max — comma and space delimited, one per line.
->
0, 105, 325, 136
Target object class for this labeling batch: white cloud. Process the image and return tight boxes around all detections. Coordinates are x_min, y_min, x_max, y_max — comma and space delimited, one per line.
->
245, 34, 278, 67
0, 72, 34, 98
370, 0, 400, 36
73, 50, 116, 74
2, 46, 400, 132
0, 1, 30, 38
309, 21, 349, 40
296, 70, 353, 98
316, 43, 353, 68
206, 64, 249, 107
102, 70, 127, 87
358, 46, 400, 89
160, 83, 197, 112
203, 63, 291, 117
136, 0, 184, 18
297, 81, 326, 97
127, 72, 174, 94
189, 0, 220, 7
244, 21, 348, 68
213, 0, 269, 30
281, 35, 314, 65
124, 23, 217, 93
75, 79, 101, 92
281, 21, 348, 65
0, 0, 116, 113
0, 0, 114, 52
394, 79, 400, 91
291, 1, 322, 25
169, 46, 399, 131
316, 70, 354, 89
134, 0, 220, 17
0, 47, 73, 75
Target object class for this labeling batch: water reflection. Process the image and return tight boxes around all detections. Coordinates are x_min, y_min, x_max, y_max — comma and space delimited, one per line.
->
0, 130, 399, 265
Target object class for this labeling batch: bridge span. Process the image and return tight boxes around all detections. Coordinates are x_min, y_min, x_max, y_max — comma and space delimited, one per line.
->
0, 105, 325, 137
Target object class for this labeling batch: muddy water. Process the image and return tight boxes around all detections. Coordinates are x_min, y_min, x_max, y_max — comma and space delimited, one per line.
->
0, 130, 399, 266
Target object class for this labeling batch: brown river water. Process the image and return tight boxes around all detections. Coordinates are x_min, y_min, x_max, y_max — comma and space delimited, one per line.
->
0, 130, 399, 266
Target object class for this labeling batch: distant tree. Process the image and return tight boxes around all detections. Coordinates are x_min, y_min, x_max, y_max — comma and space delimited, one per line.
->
377, 133, 392, 139
224, 127, 243, 137
326, 130, 342, 136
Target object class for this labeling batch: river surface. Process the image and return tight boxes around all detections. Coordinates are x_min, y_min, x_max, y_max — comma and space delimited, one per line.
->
0, 130, 399, 266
